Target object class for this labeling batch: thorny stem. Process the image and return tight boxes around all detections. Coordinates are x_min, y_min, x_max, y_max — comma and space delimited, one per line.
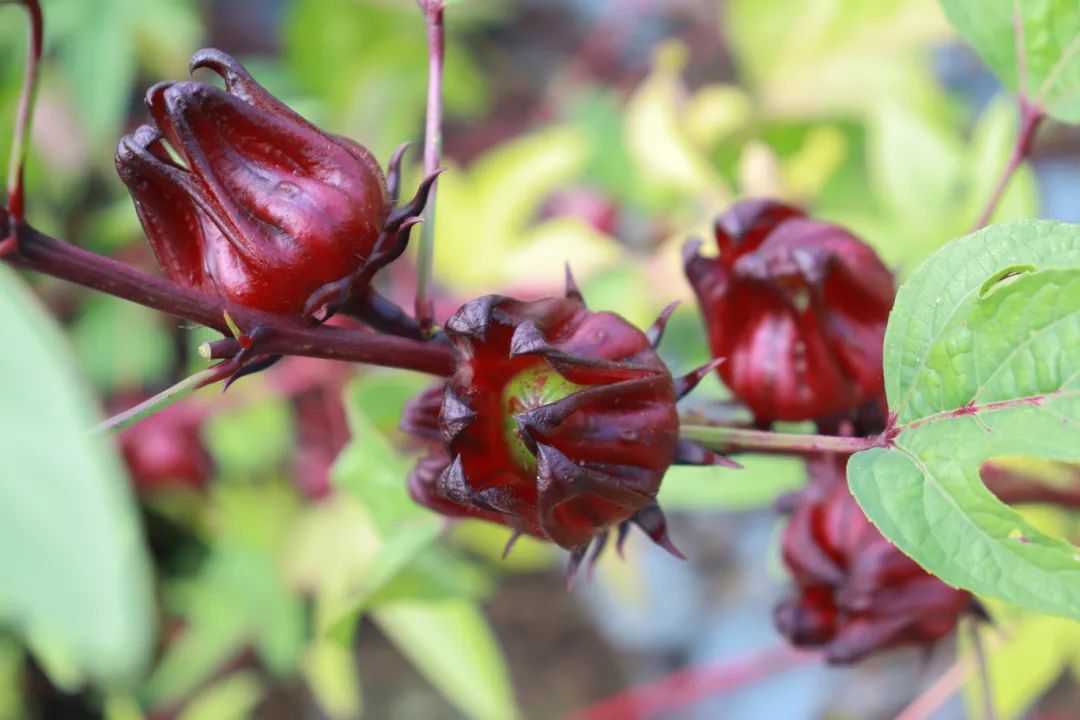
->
3, 0, 42, 227
5, 223, 456, 376
680, 424, 881, 455
562, 644, 819, 720
969, 620, 997, 720
971, 98, 1044, 231
894, 659, 970, 720
415, 0, 445, 335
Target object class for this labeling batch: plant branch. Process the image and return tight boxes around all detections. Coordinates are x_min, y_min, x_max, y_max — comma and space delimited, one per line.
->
969, 620, 997, 720
5, 222, 456, 376
895, 659, 971, 720
94, 365, 230, 433
562, 644, 818, 720
680, 423, 881, 456
971, 98, 1043, 231
3, 0, 42, 225
415, 0, 445, 335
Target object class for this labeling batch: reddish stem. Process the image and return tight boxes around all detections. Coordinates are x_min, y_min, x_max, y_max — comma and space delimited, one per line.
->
415, 0, 444, 335
5, 222, 456, 376
562, 645, 819, 720
971, 98, 1044, 231
680, 424, 881, 455
4, 0, 42, 224
894, 660, 970, 720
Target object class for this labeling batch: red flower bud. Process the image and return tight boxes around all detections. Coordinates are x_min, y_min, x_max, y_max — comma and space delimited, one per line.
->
775, 455, 978, 663
684, 200, 895, 423
116, 50, 432, 317
117, 398, 212, 492
402, 274, 732, 576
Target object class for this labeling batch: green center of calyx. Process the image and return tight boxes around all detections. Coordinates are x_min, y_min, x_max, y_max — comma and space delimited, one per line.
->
501, 362, 587, 474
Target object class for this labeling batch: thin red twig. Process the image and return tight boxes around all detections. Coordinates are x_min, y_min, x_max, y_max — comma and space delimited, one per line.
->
895, 660, 970, 720
415, 0, 445, 335
971, 98, 1043, 231
563, 644, 819, 720
4, 0, 42, 224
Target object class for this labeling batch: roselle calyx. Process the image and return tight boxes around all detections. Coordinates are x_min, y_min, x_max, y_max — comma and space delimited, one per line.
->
402, 274, 733, 575
684, 199, 894, 424
774, 455, 978, 663
116, 49, 434, 318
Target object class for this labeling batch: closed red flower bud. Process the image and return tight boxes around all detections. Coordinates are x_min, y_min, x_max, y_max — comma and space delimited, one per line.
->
402, 274, 732, 576
684, 199, 895, 424
775, 455, 978, 663
116, 49, 432, 317
117, 398, 212, 492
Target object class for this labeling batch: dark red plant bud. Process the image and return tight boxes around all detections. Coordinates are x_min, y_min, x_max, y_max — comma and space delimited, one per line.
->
117, 398, 212, 492
403, 273, 732, 575
774, 455, 977, 664
684, 199, 895, 424
116, 49, 433, 317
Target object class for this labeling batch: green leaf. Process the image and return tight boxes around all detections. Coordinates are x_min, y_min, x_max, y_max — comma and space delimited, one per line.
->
850, 227, 1080, 618
941, 0, 1080, 122
0, 267, 154, 687
72, 295, 173, 393
884, 221, 1080, 415
373, 599, 520, 720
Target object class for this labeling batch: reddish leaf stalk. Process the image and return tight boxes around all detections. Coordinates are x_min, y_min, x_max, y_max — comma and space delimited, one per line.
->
5, 223, 455, 376
680, 424, 882, 455
894, 660, 970, 720
971, 98, 1044, 231
3, 0, 42, 225
563, 644, 819, 720
415, 0, 445, 334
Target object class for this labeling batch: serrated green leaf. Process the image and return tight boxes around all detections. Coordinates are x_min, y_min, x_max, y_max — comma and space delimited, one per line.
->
850, 245, 1080, 619
373, 599, 520, 720
885, 221, 1080, 415
941, 0, 1080, 123
0, 267, 154, 687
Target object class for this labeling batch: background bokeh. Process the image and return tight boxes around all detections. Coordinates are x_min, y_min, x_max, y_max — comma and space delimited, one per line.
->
1, 0, 1079, 718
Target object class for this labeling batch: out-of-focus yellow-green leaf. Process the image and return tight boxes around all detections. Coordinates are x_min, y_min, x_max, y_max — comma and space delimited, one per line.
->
284, 0, 488, 158
961, 606, 1080, 719
145, 483, 305, 707
726, 0, 952, 118
659, 454, 806, 511
0, 267, 155, 689
177, 671, 263, 720
373, 599, 521, 720
450, 521, 556, 572
72, 295, 173, 393
624, 41, 731, 209
825, 95, 1037, 269
103, 695, 144, 720
867, 99, 964, 236
204, 397, 295, 480
0, 637, 23, 720
302, 640, 363, 720
433, 125, 619, 293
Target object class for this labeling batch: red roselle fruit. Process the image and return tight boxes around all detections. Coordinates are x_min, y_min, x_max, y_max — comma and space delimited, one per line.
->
115, 49, 435, 319
402, 273, 734, 577
116, 398, 212, 492
774, 455, 979, 663
684, 199, 895, 424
